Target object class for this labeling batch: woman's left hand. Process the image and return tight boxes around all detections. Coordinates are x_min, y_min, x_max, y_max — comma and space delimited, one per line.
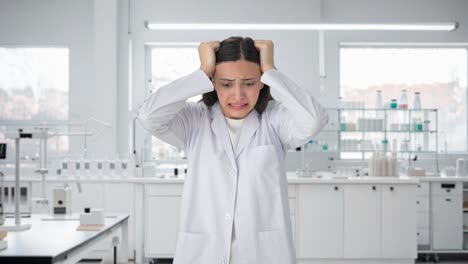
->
254, 40, 276, 72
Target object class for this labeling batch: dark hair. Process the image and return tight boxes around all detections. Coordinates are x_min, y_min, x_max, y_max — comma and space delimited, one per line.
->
201, 36, 274, 114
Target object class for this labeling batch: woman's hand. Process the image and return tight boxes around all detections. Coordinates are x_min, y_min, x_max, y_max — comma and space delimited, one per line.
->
198, 41, 220, 78
254, 40, 276, 72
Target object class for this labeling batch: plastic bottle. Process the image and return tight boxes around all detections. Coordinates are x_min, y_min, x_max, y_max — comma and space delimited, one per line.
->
399, 90, 408, 109
389, 152, 399, 176
379, 151, 388, 176
413, 92, 421, 109
376, 90, 383, 109
368, 153, 375, 176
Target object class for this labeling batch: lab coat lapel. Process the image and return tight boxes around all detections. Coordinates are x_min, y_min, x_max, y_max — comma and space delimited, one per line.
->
234, 109, 259, 158
210, 103, 236, 166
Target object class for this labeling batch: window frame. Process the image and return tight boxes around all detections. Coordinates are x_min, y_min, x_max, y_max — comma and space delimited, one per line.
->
143, 42, 200, 161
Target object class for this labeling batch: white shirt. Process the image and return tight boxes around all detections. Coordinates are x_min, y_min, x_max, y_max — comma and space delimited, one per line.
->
225, 116, 245, 151
224, 116, 245, 263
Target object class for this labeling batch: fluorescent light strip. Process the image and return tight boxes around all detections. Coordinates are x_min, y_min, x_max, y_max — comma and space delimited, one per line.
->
145, 22, 457, 31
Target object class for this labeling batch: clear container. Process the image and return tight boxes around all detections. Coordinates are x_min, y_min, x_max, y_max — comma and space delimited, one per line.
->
399, 90, 408, 109
376, 90, 383, 109
390, 99, 398, 109
413, 92, 421, 109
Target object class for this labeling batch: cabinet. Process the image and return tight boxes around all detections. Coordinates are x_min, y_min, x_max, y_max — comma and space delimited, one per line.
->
144, 184, 182, 258
296, 183, 416, 260
297, 184, 343, 258
431, 182, 463, 250
381, 184, 417, 258
343, 185, 381, 258
416, 183, 431, 249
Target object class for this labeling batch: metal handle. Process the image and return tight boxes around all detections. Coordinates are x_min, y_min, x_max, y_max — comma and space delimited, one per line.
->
446, 198, 452, 202
372, 186, 376, 191
390, 186, 394, 191
334, 186, 339, 191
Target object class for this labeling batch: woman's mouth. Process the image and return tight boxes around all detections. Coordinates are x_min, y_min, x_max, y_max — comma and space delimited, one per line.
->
228, 103, 248, 110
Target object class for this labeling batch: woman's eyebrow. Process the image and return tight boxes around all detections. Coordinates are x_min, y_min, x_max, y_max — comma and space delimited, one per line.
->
217, 77, 258, 81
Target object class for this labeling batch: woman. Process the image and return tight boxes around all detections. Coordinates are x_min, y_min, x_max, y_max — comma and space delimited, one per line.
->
138, 37, 328, 264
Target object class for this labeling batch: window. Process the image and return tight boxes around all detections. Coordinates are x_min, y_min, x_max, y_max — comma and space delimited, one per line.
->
148, 45, 200, 159
340, 47, 468, 153
0, 47, 70, 161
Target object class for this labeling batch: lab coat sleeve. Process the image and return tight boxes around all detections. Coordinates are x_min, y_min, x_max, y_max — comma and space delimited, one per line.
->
261, 69, 329, 150
137, 69, 214, 150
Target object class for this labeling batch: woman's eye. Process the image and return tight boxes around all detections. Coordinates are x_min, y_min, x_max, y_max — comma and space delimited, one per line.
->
244, 82, 256, 87
221, 83, 232, 88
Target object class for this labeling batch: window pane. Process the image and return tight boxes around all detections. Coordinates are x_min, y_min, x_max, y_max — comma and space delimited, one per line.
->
0, 47, 70, 162
340, 48, 467, 152
0, 47, 69, 120
150, 46, 200, 159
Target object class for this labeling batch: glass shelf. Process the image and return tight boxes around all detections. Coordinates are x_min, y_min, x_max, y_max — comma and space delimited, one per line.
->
323, 130, 437, 133
327, 108, 437, 112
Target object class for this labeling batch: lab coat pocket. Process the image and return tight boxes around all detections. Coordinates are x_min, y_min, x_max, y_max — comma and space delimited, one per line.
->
173, 231, 211, 264
248, 144, 282, 193
257, 230, 287, 264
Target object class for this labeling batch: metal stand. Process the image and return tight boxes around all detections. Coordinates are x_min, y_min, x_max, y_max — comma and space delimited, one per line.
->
0, 136, 31, 232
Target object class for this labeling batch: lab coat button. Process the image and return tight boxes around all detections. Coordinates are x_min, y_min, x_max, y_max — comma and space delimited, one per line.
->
225, 214, 232, 220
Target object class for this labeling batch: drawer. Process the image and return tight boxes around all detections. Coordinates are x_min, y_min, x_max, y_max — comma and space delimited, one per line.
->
145, 184, 183, 196
417, 228, 430, 245
417, 212, 430, 228
288, 185, 296, 198
289, 198, 296, 215
431, 182, 462, 196
417, 183, 430, 196
416, 196, 430, 212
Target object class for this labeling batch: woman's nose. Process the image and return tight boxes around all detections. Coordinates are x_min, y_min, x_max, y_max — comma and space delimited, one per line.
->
232, 84, 245, 99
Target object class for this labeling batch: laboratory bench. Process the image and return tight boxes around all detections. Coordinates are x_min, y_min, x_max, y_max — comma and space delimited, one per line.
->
2, 174, 468, 263
0, 213, 129, 264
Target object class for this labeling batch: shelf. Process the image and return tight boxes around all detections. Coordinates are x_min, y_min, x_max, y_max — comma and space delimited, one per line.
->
326, 130, 436, 133
327, 108, 437, 112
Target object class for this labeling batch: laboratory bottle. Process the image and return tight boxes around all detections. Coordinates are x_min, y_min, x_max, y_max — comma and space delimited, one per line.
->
376, 90, 383, 109
413, 92, 421, 109
399, 90, 408, 109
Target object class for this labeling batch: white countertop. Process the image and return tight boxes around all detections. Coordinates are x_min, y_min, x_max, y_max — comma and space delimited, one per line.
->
8, 172, 466, 184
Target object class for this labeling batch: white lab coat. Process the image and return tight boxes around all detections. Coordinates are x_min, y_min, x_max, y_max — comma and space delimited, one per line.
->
138, 68, 328, 264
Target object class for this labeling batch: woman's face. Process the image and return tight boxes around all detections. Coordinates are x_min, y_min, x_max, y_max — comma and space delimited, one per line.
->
213, 59, 264, 119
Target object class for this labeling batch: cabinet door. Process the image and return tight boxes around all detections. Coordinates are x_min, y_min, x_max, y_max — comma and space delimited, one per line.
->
104, 183, 135, 257
145, 195, 181, 256
344, 184, 380, 258
432, 195, 463, 250
297, 184, 343, 258
381, 185, 417, 258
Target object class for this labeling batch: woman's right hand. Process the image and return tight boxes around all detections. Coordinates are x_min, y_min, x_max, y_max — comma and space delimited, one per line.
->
198, 41, 220, 78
